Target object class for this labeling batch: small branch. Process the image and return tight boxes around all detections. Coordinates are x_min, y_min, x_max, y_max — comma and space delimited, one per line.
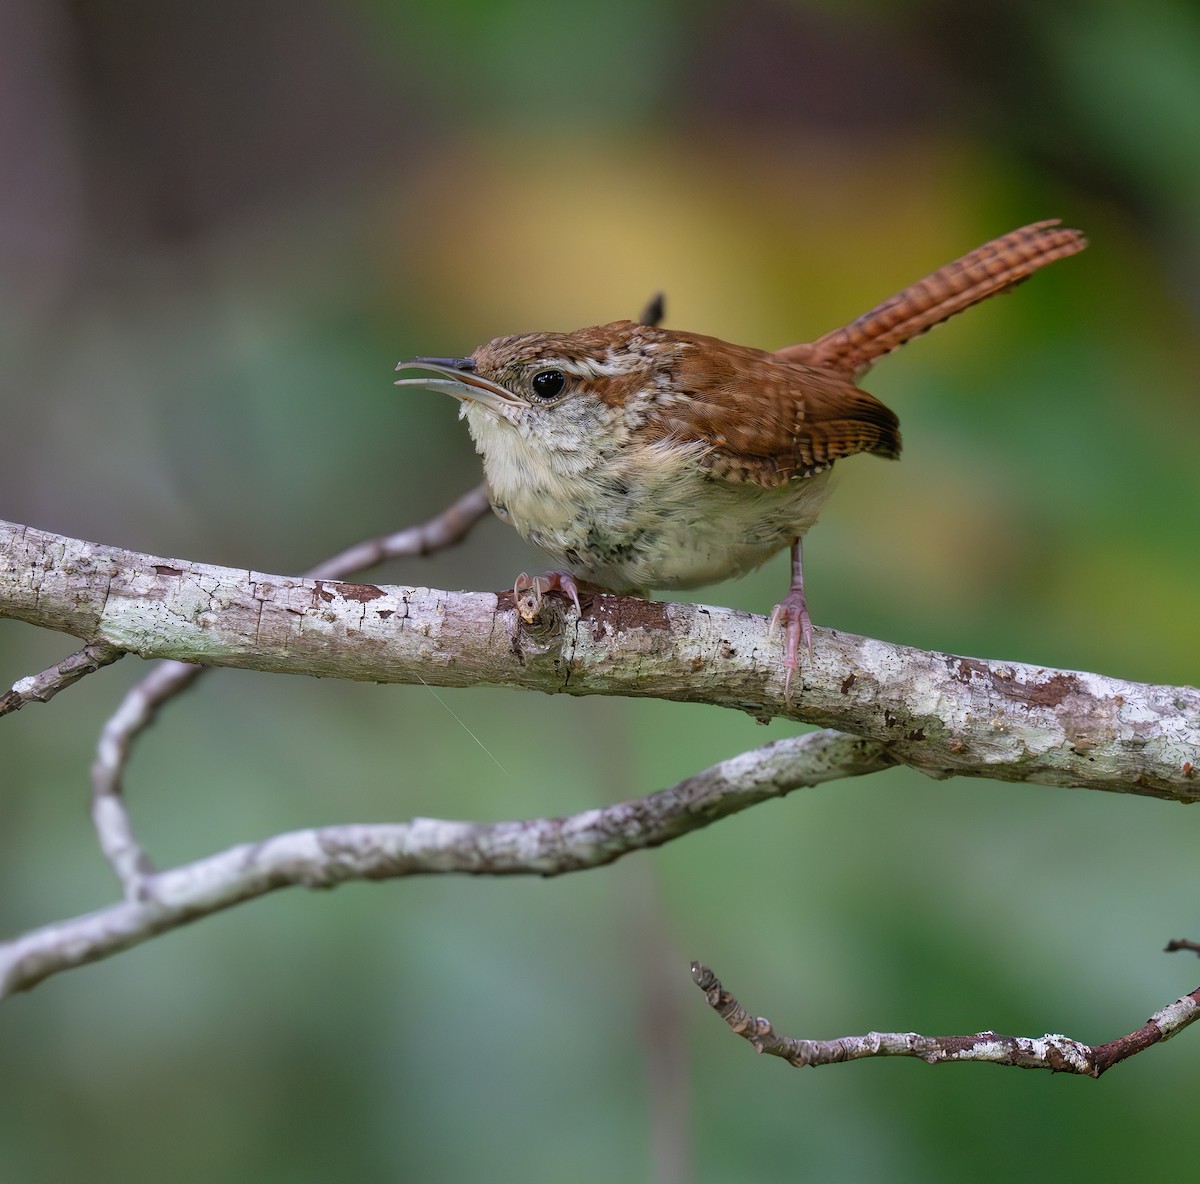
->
304, 483, 491, 580
0, 641, 125, 717
2, 517, 1197, 799
690, 963, 1200, 1077
90, 660, 203, 895
0, 731, 891, 999
1165, 939, 1200, 956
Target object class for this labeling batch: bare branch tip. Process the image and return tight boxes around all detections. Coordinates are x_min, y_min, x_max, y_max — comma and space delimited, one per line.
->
1165, 938, 1200, 956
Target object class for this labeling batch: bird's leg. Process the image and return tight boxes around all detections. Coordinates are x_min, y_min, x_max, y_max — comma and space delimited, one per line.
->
768, 538, 814, 698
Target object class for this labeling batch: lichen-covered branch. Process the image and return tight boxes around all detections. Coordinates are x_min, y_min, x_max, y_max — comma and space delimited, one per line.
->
0, 731, 890, 999
3, 517, 1197, 799
690, 962, 1200, 1077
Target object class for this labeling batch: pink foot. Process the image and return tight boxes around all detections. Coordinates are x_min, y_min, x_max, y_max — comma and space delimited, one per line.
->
769, 588, 813, 700
513, 570, 583, 623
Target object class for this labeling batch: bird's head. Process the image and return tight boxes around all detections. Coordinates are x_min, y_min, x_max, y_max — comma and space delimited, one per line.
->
395, 320, 680, 440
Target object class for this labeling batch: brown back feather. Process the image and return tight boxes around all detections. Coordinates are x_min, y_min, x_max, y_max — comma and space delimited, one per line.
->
649, 332, 901, 488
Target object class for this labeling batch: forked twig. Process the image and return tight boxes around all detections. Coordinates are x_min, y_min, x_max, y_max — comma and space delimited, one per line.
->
691, 962, 1200, 1077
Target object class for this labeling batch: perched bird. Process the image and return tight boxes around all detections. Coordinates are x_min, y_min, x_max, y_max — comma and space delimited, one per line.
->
396, 220, 1086, 690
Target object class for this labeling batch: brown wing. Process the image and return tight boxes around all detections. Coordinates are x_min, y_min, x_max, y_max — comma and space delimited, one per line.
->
650, 334, 900, 489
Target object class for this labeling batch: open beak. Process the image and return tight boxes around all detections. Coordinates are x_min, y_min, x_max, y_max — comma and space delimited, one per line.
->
394, 356, 527, 418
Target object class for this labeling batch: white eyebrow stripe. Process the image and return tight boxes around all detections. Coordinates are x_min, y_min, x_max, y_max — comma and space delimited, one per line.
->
556, 343, 668, 379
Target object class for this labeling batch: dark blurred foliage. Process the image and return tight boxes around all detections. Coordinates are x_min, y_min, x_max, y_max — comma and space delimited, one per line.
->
2, 1, 1198, 1181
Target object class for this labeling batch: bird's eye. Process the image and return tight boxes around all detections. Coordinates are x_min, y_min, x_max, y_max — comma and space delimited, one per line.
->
530, 369, 566, 401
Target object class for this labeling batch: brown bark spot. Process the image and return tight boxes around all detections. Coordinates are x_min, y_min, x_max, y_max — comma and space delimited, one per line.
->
584, 595, 671, 635
153, 564, 183, 577
840, 673, 857, 694
1011, 671, 1081, 708
336, 582, 385, 602
948, 656, 991, 683
940, 1033, 1001, 1058
952, 655, 1084, 710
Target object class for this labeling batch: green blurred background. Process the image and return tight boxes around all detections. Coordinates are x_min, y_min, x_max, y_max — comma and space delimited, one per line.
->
2, 0, 1198, 1180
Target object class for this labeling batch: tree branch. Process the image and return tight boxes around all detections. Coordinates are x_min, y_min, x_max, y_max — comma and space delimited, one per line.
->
0, 730, 890, 999
3, 517, 1198, 799
690, 962, 1200, 1077
0, 641, 126, 717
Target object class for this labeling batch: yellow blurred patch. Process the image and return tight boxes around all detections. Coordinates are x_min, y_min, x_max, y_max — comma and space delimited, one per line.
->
383, 131, 1010, 349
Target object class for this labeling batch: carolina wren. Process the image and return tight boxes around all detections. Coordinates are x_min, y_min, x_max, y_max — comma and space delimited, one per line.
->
396, 220, 1086, 689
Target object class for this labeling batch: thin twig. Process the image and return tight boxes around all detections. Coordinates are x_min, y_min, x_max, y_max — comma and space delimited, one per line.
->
90, 660, 202, 895
304, 482, 491, 579
85, 484, 492, 896
1165, 939, 1200, 956
690, 962, 1200, 1077
0, 641, 125, 718
0, 731, 891, 999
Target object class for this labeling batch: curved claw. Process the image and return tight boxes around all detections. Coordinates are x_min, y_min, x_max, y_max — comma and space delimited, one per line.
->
513, 570, 583, 624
